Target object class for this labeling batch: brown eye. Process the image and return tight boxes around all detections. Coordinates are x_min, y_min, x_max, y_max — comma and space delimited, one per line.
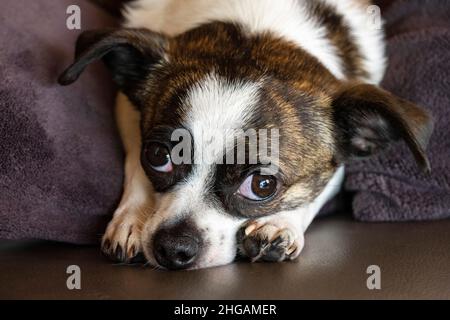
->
238, 173, 278, 201
145, 143, 173, 173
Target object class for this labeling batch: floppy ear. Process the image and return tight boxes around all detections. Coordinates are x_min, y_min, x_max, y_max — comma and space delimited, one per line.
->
58, 28, 168, 106
332, 83, 433, 171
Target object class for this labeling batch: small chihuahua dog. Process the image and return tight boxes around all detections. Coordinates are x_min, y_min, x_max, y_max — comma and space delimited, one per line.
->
59, 0, 432, 269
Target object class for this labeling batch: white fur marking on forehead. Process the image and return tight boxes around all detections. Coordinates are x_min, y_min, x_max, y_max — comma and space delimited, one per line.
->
161, 73, 261, 213
184, 73, 261, 166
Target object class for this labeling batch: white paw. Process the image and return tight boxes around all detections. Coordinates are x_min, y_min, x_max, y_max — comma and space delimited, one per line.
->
238, 220, 304, 262
101, 206, 146, 263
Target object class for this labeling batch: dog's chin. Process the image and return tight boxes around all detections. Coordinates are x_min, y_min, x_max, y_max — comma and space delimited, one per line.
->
192, 246, 239, 270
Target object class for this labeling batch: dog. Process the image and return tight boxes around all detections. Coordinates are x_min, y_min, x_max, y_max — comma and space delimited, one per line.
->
59, 0, 432, 270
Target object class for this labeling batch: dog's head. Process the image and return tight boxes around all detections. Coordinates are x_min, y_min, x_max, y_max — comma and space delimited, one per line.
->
60, 25, 432, 269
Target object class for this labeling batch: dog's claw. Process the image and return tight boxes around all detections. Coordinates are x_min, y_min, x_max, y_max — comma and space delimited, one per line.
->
128, 245, 136, 258
103, 239, 111, 251
244, 224, 257, 236
286, 245, 297, 255
102, 239, 138, 263
115, 245, 124, 261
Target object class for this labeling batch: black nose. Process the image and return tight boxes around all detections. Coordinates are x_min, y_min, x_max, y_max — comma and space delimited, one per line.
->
152, 221, 201, 270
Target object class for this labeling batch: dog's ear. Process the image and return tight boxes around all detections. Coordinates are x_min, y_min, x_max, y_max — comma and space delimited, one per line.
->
58, 28, 168, 106
332, 83, 433, 171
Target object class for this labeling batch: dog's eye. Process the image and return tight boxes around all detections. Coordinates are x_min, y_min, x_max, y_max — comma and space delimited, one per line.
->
144, 143, 173, 173
237, 173, 277, 201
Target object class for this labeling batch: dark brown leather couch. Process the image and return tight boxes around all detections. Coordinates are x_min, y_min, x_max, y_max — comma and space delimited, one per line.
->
1, 214, 449, 299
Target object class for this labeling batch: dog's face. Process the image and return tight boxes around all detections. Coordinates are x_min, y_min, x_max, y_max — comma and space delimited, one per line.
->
60, 25, 432, 269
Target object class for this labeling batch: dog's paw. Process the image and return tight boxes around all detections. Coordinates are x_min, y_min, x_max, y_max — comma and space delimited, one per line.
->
101, 208, 144, 263
238, 221, 303, 262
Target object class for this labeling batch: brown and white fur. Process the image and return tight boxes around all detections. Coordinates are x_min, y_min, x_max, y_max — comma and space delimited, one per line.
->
59, 0, 432, 269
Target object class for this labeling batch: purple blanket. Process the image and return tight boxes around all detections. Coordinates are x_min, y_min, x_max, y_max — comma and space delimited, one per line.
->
0, 0, 122, 244
346, 0, 450, 221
